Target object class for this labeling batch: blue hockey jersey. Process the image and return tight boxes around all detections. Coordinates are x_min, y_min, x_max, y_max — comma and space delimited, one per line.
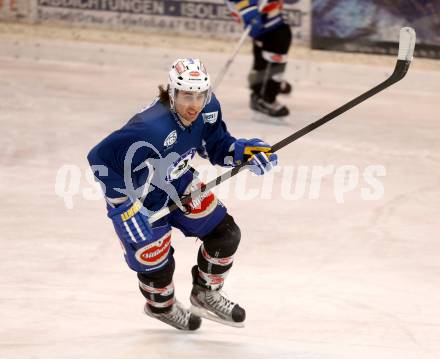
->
87, 94, 236, 213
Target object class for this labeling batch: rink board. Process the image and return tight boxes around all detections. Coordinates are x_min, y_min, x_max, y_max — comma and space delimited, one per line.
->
6, 0, 311, 46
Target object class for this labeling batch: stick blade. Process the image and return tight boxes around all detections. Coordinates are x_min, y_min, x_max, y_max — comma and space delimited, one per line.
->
398, 27, 416, 62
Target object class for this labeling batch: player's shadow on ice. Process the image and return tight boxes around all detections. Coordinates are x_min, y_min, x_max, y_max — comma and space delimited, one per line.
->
138, 329, 329, 358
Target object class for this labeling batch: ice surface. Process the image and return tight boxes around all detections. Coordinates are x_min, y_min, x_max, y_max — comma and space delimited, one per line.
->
0, 29, 439, 359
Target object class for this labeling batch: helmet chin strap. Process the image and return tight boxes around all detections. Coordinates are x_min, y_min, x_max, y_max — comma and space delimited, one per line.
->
169, 99, 194, 127
176, 112, 192, 126
168, 86, 176, 111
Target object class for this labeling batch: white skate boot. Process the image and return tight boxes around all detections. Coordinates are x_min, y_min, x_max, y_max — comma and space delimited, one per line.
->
189, 266, 246, 328
144, 300, 201, 331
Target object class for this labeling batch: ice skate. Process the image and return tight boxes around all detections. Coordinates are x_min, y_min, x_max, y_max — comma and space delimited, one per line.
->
250, 93, 289, 125
144, 300, 202, 331
190, 266, 246, 328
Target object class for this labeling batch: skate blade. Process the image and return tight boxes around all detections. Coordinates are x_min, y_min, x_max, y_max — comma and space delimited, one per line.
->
251, 112, 290, 126
189, 305, 245, 328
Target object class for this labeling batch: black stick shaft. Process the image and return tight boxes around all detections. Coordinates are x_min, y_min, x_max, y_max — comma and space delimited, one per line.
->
151, 59, 411, 222
272, 60, 410, 152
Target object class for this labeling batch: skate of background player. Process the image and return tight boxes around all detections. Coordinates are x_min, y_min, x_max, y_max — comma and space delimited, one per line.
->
149, 27, 416, 225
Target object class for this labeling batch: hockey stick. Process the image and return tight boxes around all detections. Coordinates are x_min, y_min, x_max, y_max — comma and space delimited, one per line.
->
212, 0, 269, 91
212, 28, 251, 92
149, 27, 416, 224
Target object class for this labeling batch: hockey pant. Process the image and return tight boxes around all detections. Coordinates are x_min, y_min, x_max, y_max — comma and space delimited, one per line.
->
110, 170, 241, 313
249, 23, 292, 103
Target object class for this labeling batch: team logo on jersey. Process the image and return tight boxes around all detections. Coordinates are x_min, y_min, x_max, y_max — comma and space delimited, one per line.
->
202, 111, 218, 124
166, 148, 196, 181
164, 130, 177, 147
135, 232, 171, 266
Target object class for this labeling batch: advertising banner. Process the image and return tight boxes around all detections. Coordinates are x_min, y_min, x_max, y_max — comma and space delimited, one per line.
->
35, 0, 311, 45
312, 0, 440, 59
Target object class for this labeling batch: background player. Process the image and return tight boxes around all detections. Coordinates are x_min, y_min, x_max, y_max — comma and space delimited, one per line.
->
226, 0, 293, 118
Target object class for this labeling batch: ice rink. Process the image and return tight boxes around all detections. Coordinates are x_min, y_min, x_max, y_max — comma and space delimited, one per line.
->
1, 25, 440, 359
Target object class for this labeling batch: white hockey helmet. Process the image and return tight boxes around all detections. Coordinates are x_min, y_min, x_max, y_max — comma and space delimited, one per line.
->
168, 58, 212, 111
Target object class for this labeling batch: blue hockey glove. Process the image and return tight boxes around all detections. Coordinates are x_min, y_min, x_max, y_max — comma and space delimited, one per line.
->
107, 198, 153, 245
249, 12, 264, 38
249, 16, 264, 39
233, 138, 278, 176
239, 3, 264, 38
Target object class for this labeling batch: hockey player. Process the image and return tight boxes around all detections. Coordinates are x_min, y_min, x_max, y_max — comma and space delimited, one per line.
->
87, 58, 278, 331
226, 0, 292, 118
